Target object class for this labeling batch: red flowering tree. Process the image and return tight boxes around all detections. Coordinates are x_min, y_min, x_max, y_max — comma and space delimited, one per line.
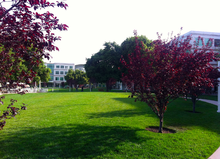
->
120, 30, 218, 133
0, 0, 68, 129
180, 37, 220, 113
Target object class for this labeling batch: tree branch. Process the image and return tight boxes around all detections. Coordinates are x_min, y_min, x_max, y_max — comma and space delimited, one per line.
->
0, 1, 21, 20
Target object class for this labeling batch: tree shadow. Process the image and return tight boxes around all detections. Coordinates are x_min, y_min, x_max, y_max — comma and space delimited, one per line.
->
112, 98, 154, 112
164, 99, 220, 134
0, 124, 151, 158
86, 98, 156, 119
111, 98, 220, 134
52, 104, 88, 108
87, 109, 154, 119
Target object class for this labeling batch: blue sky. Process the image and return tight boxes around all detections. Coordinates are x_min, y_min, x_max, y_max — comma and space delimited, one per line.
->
43, 0, 220, 64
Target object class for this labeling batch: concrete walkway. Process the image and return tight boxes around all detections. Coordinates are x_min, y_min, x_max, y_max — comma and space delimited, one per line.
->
199, 99, 218, 106
194, 99, 219, 159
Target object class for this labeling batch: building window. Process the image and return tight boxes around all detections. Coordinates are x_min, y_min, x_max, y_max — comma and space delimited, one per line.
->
60, 77, 64, 81
47, 64, 54, 69
61, 65, 64, 68
55, 71, 59, 74
65, 66, 68, 69
49, 76, 54, 81
56, 65, 60, 68
195, 38, 203, 46
205, 38, 212, 47
60, 71, 64, 75
65, 71, 68, 75
55, 77, 59, 81
69, 66, 73, 69
214, 39, 220, 47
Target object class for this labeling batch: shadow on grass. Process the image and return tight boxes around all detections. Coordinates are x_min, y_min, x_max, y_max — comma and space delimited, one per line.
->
87, 109, 154, 119
0, 124, 150, 158
112, 98, 153, 112
163, 99, 220, 134
52, 104, 89, 108
87, 98, 156, 119
111, 98, 220, 134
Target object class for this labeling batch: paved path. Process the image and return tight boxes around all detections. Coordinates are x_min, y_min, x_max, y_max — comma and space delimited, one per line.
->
199, 99, 218, 106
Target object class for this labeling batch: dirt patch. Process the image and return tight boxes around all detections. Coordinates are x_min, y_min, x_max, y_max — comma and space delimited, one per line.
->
146, 126, 176, 133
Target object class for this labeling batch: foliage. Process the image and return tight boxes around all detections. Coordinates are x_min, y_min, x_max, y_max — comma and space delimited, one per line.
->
32, 60, 51, 84
181, 37, 220, 112
0, 0, 68, 129
120, 31, 219, 133
64, 69, 88, 91
120, 35, 152, 64
85, 42, 121, 91
0, 96, 27, 130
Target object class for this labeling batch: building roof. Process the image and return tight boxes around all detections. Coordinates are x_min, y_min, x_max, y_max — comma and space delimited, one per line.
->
182, 31, 220, 37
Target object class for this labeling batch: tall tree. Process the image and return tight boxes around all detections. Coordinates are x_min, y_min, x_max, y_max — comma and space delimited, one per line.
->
120, 31, 218, 133
85, 42, 121, 92
65, 69, 88, 92
0, 0, 68, 90
121, 35, 152, 63
0, 0, 68, 130
181, 37, 220, 113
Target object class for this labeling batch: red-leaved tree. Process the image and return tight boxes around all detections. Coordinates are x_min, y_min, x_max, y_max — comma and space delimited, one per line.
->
120, 30, 218, 133
180, 37, 220, 113
0, 0, 68, 129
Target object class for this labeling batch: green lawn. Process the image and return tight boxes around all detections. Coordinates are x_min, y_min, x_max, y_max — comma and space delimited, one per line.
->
0, 92, 219, 158
199, 94, 218, 101
47, 87, 125, 92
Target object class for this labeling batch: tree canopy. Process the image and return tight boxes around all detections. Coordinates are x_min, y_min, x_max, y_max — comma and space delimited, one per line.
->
85, 42, 121, 91
0, 0, 68, 91
32, 61, 51, 85
65, 69, 88, 91
121, 32, 219, 133
120, 35, 152, 64
0, 0, 68, 130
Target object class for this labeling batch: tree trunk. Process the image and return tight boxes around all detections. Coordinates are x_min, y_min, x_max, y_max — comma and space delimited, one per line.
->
192, 95, 196, 113
89, 82, 92, 92
106, 82, 109, 92
81, 86, 84, 92
158, 116, 163, 133
74, 84, 78, 92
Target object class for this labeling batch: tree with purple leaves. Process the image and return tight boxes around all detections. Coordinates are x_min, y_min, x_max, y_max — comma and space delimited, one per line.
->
120, 30, 219, 133
0, 0, 68, 130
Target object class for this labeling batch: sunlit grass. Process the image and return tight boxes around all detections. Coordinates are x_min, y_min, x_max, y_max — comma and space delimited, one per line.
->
0, 92, 219, 158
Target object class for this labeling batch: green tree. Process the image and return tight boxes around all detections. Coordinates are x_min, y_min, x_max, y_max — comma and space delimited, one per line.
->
65, 69, 88, 91
85, 42, 121, 92
8, 56, 51, 87
120, 35, 152, 63
32, 61, 51, 85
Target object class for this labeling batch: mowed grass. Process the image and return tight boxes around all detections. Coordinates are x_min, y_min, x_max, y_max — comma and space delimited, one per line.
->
0, 92, 219, 159
199, 94, 218, 101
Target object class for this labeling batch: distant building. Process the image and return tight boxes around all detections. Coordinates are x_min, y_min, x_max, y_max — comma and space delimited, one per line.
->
75, 64, 85, 72
181, 30, 220, 67
44, 62, 75, 87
